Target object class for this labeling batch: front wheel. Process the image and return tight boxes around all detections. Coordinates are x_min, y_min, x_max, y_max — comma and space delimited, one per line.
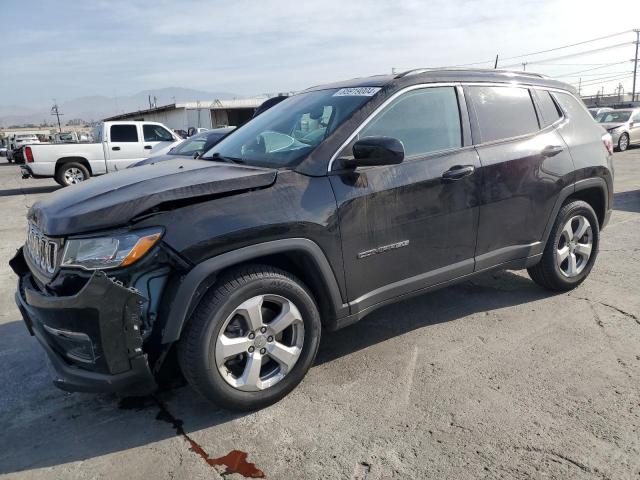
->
177, 265, 321, 411
55, 162, 90, 186
528, 200, 599, 291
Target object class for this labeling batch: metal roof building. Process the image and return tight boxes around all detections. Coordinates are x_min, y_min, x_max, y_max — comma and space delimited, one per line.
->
103, 98, 268, 131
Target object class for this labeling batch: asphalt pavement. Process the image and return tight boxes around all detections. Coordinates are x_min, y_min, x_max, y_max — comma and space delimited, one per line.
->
0, 150, 638, 479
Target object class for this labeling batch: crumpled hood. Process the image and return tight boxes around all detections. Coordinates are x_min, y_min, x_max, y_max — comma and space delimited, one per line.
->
29, 159, 277, 236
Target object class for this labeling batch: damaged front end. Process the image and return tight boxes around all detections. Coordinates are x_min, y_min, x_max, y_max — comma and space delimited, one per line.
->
11, 247, 176, 395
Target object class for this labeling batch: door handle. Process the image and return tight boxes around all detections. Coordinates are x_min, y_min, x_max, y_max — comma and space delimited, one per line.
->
541, 145, 564, 157
442, 165, 475, 181
144, 145, 153, 150
112, 146, 120, 151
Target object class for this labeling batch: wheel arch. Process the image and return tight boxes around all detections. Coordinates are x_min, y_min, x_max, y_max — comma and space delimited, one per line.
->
56, 157, 92, 175
541, 177, 609, 249
161, 238, 348, 344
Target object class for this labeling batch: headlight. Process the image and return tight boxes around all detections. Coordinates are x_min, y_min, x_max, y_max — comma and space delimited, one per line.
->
61, 228, 163, 270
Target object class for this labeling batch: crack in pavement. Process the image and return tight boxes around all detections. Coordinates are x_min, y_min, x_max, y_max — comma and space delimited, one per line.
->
571, 296, 640, 326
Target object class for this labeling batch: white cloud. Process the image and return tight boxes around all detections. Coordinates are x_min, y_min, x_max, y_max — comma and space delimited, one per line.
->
3, 0, 640, 104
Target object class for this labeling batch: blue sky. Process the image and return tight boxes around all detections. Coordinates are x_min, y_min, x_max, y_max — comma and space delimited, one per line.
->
3, 0, 640, 105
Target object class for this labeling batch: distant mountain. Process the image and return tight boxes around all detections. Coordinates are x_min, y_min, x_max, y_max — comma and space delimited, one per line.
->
0, 88, 237, 127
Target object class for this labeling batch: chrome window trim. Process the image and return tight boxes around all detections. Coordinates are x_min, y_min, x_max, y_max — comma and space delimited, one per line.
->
327, 81, 575, 171
327, 82, 459, 172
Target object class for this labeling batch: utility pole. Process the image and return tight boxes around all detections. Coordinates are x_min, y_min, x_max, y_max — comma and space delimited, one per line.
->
632, 29, 639, 102
521, 62, 527, 71
50, 101, 63, 132
494, 54, 499, 69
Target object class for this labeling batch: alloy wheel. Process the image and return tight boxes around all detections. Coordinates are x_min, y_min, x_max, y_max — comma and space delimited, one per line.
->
556, 215, 593, 277
215, 294, 305, 392
64, 167, 85, 184
619, 134, 629, 151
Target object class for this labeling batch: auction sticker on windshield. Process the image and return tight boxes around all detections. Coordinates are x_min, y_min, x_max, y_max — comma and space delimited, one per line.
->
333, 87, 381, 96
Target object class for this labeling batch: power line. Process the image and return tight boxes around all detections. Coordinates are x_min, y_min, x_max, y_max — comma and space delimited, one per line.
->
570, 73, 634, 88
501, 42, 635, 68
448, 30, 634, 68
498, 30, 633, 62
551, 60, 630, 78
560, 70, 632, 78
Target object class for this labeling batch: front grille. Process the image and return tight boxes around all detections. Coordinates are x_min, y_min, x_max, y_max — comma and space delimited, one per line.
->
25, 223, 60, 274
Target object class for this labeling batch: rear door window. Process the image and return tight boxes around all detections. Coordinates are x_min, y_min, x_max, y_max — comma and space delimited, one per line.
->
468, 86, 540, 143
110, 125, 139, 142
342, 86, 462, 158
535, 90, 562, 127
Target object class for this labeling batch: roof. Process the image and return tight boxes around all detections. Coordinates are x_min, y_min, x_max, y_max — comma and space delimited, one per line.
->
302, 68, 575, 94
103, 98, 268, 122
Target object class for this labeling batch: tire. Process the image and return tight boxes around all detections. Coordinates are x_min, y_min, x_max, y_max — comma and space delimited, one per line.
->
528, 200, 599, 291
177, 264, 321, 411
617, 133, 629, 152
55, 162, 90, 186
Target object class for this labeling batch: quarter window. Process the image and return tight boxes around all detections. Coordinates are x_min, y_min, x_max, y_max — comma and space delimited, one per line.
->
110, 125, 139, 142
468, 86, 539, 143
143, 125, 174, 142
535, 90, 562, 127
342, 87, 462, 159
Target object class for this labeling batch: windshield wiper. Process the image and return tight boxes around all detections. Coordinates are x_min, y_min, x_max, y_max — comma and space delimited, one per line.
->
207, 152, 244, 164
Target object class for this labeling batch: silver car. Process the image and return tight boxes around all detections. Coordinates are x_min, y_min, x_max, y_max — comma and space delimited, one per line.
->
595, 108, 640, 151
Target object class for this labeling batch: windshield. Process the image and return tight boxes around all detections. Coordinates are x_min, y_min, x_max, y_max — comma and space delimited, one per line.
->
596, 111, 631, 123
171, 133, 210, 156
202, 88, 376, 167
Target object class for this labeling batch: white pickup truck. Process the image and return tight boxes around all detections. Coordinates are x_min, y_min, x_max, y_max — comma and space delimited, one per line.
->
21, 121, 181, 186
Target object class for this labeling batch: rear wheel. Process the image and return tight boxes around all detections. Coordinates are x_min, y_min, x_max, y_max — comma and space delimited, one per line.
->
177, 265, 321, 411
528, 200, 599, 291
55, 162, 89, 186
617, 133, 629, 152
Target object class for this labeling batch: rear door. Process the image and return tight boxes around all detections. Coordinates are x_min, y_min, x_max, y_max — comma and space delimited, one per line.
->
466, 84, 575, 270
330, 85, 481, 313
142, 124, 176, 154
630, 110, 640, 144
106, 124, 145, 171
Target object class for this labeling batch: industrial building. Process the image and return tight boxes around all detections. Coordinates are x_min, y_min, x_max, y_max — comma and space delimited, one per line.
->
103, 98, 269, 131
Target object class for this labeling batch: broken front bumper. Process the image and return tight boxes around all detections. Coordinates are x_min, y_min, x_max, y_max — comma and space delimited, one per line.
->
11, 249, 157, 395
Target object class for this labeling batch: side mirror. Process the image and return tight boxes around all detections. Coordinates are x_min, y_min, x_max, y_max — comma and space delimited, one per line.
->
193, 151, 201, 159
346, 136, 404, 168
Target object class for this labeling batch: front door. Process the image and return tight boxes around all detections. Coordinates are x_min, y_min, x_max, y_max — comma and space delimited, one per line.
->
142, 123, 176, 155
329, 85, 481, 314
106, 124, 145, 171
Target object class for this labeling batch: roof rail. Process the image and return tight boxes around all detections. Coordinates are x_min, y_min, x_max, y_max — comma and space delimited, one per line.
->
394, 67, 547, 79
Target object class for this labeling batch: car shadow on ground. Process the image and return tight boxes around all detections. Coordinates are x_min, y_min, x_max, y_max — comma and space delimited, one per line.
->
613, 189, 640, 214
0, 185, 60, 197
0, 269, 555, 475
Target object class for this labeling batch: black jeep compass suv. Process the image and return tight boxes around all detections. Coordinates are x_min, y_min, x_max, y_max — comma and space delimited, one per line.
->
12, 69, 614, 411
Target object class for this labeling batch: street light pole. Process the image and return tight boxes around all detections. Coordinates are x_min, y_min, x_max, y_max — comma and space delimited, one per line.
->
632, 29, 639, 102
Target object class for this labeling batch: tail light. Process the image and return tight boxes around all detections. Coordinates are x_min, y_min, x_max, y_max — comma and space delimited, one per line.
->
24, 146, 34, 163
602, 133, 613, 155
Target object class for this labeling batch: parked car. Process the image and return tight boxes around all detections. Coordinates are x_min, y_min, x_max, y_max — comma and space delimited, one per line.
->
11, 146, 25, 164
52, 131, 92, 144
11, 69, 613, 411
0, 146, 7, 157
10, 134, 40, 150
588, 107, 613, 119
594, 108, 640, 151
129, 127, 236, 167
173, 129, 188, 139
253, 95, 288, 118
20, 121, 181, 186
